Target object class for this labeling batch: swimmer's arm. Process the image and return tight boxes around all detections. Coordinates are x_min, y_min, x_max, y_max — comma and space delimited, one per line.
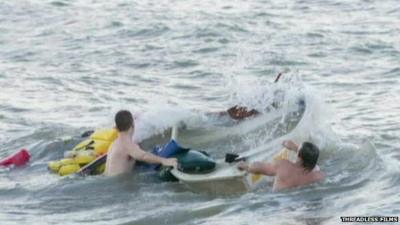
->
128, 145, 177, 167
251, 162, 277, 176
241, 161, 277, 176
128, 145, 163, 164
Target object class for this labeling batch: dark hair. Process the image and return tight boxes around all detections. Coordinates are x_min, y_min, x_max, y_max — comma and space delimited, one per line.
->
298, 142, 319, 171
115, 110, 133, 132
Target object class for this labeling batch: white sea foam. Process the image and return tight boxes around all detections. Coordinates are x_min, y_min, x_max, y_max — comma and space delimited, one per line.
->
130, 73, 337, 157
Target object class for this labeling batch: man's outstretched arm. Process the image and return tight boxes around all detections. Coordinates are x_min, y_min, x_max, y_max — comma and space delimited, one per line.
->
128, 144, 177, 168
238, 161, 277, 176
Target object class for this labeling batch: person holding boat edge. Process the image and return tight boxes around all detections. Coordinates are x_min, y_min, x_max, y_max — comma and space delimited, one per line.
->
105, 110, 177, 176
238, 140, 325, 191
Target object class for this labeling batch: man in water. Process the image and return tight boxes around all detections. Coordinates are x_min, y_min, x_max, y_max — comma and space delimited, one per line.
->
238, 140, 325, 191
105, 110, 178, 176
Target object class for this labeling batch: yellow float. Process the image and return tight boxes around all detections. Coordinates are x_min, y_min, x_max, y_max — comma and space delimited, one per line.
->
48, 128, 118, 176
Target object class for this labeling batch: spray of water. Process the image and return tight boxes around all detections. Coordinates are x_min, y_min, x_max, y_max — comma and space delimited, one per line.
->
131, 73, 337, 157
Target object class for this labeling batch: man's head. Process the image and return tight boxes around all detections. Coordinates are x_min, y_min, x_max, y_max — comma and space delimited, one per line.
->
115, 110, 134, 132
298, 142, 319, 171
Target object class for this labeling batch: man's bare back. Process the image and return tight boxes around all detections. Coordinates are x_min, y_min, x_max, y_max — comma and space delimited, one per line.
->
105, 137, 137, 176
105, 110, 177, 176
271, 160, 324, 191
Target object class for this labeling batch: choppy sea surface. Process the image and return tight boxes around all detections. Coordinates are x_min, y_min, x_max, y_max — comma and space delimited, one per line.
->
0, 0, 399, 224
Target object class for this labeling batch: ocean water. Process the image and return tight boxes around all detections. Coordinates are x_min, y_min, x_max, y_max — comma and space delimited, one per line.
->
0, 0, 399, 224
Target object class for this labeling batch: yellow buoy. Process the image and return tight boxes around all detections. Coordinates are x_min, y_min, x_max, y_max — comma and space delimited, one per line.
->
48, 161, 62, 172
72, 139, 94, 151
58, 164, 80, 176
60, 158, 75, 165
48, 128, 118, 176
90, 128, 118, 142
75, 154, 96, 166
92, 140, 112, 155
72, 139, 114, 155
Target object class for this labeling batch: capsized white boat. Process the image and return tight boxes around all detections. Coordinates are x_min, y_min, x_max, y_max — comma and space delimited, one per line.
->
170, 111, 302, 194
170, 138, 297, 194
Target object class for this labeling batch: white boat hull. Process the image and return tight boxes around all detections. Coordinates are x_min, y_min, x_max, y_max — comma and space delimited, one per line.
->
171, 149, 296, 194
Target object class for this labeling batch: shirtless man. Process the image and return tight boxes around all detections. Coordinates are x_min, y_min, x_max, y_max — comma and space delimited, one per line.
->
238, 140, 325, 191
105, 110, 177, 176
